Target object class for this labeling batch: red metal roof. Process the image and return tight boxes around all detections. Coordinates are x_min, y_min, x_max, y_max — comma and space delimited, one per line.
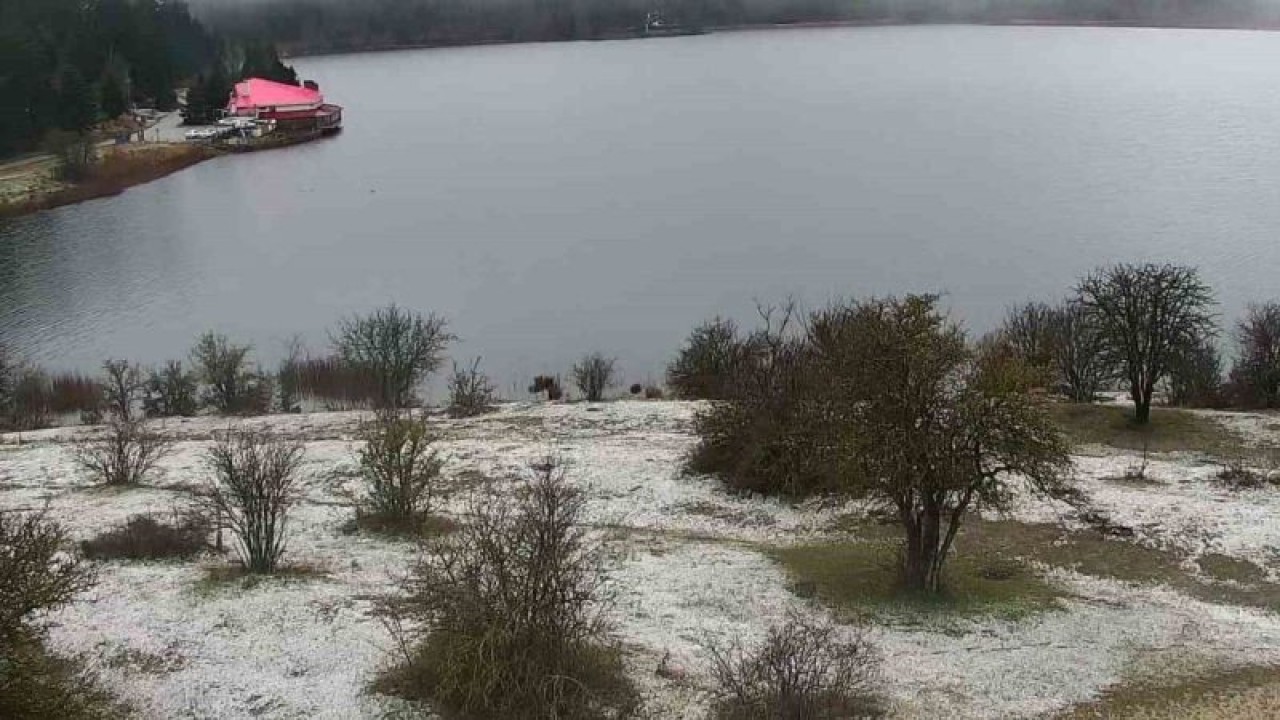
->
228, 78, 322, 114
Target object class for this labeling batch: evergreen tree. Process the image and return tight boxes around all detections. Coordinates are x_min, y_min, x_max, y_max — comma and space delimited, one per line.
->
57, 67, 98, 131
100, 73, 129, 119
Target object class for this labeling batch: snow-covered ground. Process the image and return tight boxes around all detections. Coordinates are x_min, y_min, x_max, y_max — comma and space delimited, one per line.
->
4, 401, 1280, 719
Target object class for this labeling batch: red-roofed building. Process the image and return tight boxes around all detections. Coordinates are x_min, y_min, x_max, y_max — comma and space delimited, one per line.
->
227, 78, 343, 135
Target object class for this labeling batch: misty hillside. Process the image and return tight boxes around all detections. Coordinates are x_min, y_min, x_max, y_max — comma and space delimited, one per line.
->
187, 0, 1280, 54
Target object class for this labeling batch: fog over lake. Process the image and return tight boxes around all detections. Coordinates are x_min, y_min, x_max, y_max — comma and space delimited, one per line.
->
3, 25, 1280, 391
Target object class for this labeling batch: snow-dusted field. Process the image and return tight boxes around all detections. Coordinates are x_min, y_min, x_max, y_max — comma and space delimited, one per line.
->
4, 401, 1280, 719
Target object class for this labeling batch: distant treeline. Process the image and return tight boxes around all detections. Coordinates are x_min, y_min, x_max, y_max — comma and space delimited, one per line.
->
0, 0, 301, 159
189, 0, 1280, 55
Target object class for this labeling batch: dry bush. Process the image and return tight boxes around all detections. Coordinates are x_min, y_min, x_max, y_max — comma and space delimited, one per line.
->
378, 459, 637, 719
49, 372, 105, 419
72, 416, 174, 486
190, 332, 271, 415
573, 352, 616, 402
0, 510, 107, 720
143, 360, 199, 418
100, 359, 146, 421
355, 414, 444, 534
1168, 338, 1225, 408
7, 366, 54, 431
293, 354, 382, 410
644, 385, 664, 400
80, 511, 210, 561
333, 305, 454, 409
707, 612, 881, 720
529, 375, 564, 401
447, 358, 497, 418
203, 430, 305, 573
1230, 302, 1280, 409
667, 316, 742, 400
1001, 302, 1057, 372
1212, 454, 1276, 491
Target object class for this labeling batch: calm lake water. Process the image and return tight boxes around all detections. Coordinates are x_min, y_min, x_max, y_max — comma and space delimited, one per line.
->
4, 25, 1280, 390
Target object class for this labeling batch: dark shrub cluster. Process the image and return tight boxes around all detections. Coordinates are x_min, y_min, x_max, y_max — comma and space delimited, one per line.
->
333, 305, 454, 409
667, 317, 742, 400
203, 429, 305, 573
378, 459, 637, 719
1229, 302, 1280, 409
529, 375, 564, 401
0, 511, 105, 720
190, 332, 272, 415
354, 413, 444, 535
49, 372, 105, 419
80, 512, 210, 561
446, 358, 497, 418
293, 354, 382, 410
708, 613, 881, 720
144, 360, 199, 418
572, 352, 616, 402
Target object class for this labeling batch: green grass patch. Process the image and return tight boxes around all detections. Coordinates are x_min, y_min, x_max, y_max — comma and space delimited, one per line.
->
339, 511, 458, 539
771, 538, 1065, 623
1054, 663, 1280, 719
1047, 402, 1241, 456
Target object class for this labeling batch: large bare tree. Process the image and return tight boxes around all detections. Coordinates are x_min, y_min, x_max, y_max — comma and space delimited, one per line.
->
1076, 263, 1215, 424
333, 305, 454, 409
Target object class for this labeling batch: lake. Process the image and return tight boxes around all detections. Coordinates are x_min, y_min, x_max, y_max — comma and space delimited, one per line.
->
3, 25, 1280, 392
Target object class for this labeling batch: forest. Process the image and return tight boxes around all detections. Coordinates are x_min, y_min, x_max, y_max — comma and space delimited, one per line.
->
188, 0, 1280, 55
0, 0, 298, 159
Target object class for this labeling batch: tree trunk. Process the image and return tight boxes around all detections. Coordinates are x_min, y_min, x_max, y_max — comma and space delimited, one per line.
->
901, 509, 945, 594
1132, 381, 1151, 425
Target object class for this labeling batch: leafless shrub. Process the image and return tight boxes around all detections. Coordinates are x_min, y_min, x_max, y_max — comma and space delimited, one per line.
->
644, 385, 664, 400
667, 316, 742, 400
203, 430, 305, 573
1045, 301, 1114, 403
0, 510, 103, 719
80, 511, 210, 561
277, 338, 304, 414
1001, 302, 1056, 372
72, 416, 174, 486
143, 360, 199, 418
447, 357, 497, 418
294, 354, 382, 410
49, 372, 105, 420
529, 375, 564, 401
333, 305, 454, 409
707, 612, 882, 720
355, 414, 443, 534
190, 332, 271, 415
0, 510, 96, 651
573, 352, 616, 402
378, 459, 637, 719
1212, 453, 1278, 491
7, 366, 53, 431
1168, 338, 1225, 408
100, 359, 146, 421
1230, 302, 1280, 409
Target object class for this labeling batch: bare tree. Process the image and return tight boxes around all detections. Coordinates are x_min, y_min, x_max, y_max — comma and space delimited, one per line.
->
1231, 302, 1280, 408
277, 336, 305, 414
101, 359, 146, 421
446, 357, 497, 418
382, 459, 636, 718
1045, 301, 1113, 403
707, 612, 881, 720
1076, 263, 1216, 424
333, 305, 454, 409
1001, 301, 1056, 371
72, 416, 174, 486
1168, 337, 1224, 408
572, 352, 616, 402
667, 317, 741, 400
357, 414, 443, 527
203, 430, 305, 573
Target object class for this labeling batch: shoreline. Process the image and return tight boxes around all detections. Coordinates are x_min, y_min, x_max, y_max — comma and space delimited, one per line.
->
0, 143, 217, 221
280, 18, 1280, 58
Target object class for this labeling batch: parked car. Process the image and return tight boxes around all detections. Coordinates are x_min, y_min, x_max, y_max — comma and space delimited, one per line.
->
185, 127, 219, 141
